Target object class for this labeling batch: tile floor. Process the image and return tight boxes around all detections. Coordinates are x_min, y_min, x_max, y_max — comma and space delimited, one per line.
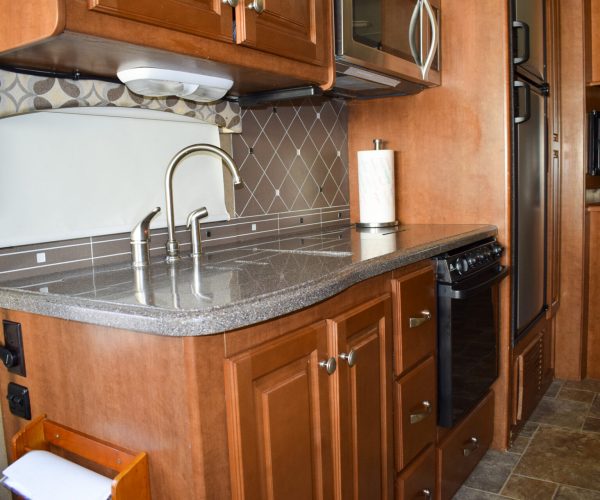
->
454, 379, 600, 499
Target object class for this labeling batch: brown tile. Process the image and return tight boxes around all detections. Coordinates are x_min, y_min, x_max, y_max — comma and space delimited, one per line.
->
463, 450, 519, 493
514, 425, 600, 490
564, 379, 600, 393
544, 379, 564, 398
516, 421, 540, 438
262, 113, 286, 149
583, 417, 600, 433
529, 398, 590, 429
558, 388, 596, 404
252, 131, 276, 166
554, 485, 600, 499
453, 486, 511, 499
500, 475, 557, 499
278, 212, 320, 231
91, 236, 130, 259
287, 115, 309, 149
508, 435, 531, 454
590, 395, 600, 418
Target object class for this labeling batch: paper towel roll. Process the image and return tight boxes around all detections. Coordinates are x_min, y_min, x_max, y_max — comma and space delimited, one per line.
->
357, 148, 397, 226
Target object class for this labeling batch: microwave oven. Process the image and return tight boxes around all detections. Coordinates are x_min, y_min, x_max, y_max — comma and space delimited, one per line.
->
330, 0, 441, 98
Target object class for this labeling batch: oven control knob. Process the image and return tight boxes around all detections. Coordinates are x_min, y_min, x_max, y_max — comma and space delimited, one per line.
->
455, 258, 469, 273
476, 253, 485, 261
491, 243, 503, 256
467, 256, 477, 266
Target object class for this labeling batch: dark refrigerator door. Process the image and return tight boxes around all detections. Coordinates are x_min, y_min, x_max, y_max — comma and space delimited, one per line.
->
513, 78, 547, 338
512, 0, 546, 84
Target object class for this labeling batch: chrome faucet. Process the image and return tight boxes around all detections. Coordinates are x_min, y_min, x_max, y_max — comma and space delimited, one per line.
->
164, 144, 243, 262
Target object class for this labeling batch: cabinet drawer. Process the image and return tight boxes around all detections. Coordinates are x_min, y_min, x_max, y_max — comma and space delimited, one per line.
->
395, 356, 436, 471
395, 445, 436, 500
436, 392, 494, 500
392, 267, 436, 375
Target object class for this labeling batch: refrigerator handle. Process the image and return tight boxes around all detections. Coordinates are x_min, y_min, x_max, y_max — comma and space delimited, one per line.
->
512, 20, 530, 65
514, 81, 531, 124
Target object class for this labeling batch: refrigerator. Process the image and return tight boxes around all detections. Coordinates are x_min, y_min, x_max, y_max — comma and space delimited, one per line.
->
510, 0, 549, 344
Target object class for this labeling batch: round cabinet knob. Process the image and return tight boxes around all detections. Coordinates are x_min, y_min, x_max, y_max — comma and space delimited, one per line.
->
421, 489, 432, 500
222, 0, 239, 6
247, 0, 264, 13
319, 357, 337, 375
339, 350, 357, 367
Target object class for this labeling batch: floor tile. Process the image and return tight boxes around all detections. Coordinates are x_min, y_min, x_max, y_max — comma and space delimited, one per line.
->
557, 387, 596, 404
583, 416, 600, 433
544, 379, 564, 398
563, 379, 600, 393
500, 474, 558, 499
463, 450, 519, 493
590, 394, 600, 418
554, 485, 600, 499
516, 421, 539, 438
453, 486, 511, 499
529, 398, 590, 429
507, 435, 530, 455
513, 426, 600, 490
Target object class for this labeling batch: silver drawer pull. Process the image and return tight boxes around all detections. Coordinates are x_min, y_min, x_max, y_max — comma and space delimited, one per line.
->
409, 310, 432, 328
339, 349, 357, 367
463, 436, 479, 456
319, 357, 337, 375
410, 400, 432, 424
421, 489, 432, 500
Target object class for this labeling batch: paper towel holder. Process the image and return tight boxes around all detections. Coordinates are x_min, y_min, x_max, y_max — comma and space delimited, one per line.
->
10, 415, 150, 499
355, 138, 399, 229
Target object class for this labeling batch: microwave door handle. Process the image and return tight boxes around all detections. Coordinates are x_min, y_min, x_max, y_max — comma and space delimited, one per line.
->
440, 266, 509, 300
420, 0, 438, 80
408, 0, 422, 66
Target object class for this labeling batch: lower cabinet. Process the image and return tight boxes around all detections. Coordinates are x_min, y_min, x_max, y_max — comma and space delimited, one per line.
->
395, 446, 436, 500
224, 294, 393, 499
436, 392, 494, 500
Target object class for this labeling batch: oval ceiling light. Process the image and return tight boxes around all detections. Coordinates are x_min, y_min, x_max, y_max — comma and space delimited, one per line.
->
117, 67, 234, 103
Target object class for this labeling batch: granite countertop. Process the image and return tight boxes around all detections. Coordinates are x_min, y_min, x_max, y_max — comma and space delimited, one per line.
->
0, 224, 496, 336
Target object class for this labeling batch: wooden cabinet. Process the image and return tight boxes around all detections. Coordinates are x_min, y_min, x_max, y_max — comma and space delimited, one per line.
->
328, 295, 394, 499
0, 0, 332, 95
586, 207, 600, 378
587, 0, 600, 85
89, 0, 233, 42
395, 446, 436, 500
436, 392, 494, 500
511, 318, 553, 428
235, 0, 327, 66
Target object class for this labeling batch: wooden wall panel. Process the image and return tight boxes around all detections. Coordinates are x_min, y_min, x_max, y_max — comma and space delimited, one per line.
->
348, 0, 512, 449
554, 0, 588, 380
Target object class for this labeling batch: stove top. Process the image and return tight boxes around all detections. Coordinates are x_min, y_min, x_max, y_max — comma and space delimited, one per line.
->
434, 238, 503, 283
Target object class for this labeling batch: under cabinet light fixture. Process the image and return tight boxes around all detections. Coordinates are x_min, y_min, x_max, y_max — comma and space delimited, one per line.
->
117, 67, 234, 103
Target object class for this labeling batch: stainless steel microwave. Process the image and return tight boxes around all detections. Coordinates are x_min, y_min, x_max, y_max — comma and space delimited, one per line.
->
331, 0, 441, 98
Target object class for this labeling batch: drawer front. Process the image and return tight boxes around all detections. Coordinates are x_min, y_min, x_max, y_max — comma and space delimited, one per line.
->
437, 392, 494, 500
395, 445, 436, 500
395, 356, 437, 470
392, 267, 436, 375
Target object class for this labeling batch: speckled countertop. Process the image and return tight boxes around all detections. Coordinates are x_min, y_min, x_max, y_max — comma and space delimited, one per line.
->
0, 224, 496, 336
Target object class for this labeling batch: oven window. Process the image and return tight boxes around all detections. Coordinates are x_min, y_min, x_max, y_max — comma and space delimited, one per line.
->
442, 284, 499, 425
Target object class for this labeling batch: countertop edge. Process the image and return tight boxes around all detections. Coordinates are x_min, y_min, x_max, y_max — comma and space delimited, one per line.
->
0, 226, 497, 336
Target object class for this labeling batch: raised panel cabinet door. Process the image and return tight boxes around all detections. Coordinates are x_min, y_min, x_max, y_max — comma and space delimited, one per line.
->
328, 295, 393, 500
88, 0, 233, 42
235, 0, 328, 66
392, 267, 436, 376
224, 321, 334, 500
515, 332, 543, 424
395, 445, 435, 500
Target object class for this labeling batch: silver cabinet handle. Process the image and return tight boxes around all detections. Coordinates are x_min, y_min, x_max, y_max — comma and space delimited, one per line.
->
339, 350, 357, 367
512, 20, 530, 65
319, 357, 337, 375
421, 489, 432, 500
222, 0, 239, 6
514, 80, 531, 124
420, 0, 438, 80
408, 0, 422, 66
247, 0, 264, 13
409, 310, 432, 328
463, 436, 479, 456
410, 400, 432, 424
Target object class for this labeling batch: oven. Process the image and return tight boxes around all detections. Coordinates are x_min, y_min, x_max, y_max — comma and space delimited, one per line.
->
435, 239, 509, 428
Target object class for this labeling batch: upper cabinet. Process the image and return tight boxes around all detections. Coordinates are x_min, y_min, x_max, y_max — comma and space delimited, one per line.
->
236, 0, 327, 66
88, 0, 234, 42
0, 0, 332, 95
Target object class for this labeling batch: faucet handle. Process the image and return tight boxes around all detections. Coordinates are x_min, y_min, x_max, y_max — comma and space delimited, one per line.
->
130, 207, 161, 268
131, 207, 161, 242
187, 207, 209, 257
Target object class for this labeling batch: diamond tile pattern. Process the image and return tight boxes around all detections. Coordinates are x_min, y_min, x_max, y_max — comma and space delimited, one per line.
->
233, 98, 349, 217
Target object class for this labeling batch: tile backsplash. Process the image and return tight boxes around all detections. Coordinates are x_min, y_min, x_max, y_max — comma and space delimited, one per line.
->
0, 97, 349, 281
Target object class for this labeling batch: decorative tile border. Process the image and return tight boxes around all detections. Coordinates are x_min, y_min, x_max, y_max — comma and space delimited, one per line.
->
0, 69, 242, 131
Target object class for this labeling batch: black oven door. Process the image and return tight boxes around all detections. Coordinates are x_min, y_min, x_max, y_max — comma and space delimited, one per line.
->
437, 265, 508, 428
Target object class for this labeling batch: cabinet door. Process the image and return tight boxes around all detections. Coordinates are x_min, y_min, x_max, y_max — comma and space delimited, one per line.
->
328, 295, 393, 500
395, 445, 435, 500
515, 332, 542, 424
89, 0, 233, 42
235, 0, 327, 66
224, 321, 333, 500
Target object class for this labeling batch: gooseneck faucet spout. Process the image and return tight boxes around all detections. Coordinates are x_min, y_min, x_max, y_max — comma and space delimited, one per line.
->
164, 144, 243, 262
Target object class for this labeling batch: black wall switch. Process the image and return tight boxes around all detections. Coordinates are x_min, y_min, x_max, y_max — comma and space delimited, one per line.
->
7, 383, 31, 420
2, 320, 26, 376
